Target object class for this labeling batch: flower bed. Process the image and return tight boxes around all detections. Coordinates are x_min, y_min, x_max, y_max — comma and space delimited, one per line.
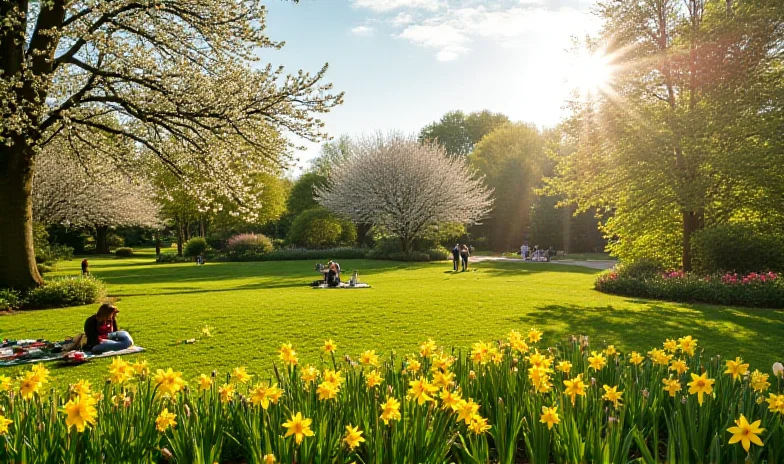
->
1, 332, 783, 463
596, 268, 784, 308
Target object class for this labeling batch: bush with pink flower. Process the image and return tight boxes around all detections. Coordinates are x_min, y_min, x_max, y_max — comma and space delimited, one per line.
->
226, 233, 274, 255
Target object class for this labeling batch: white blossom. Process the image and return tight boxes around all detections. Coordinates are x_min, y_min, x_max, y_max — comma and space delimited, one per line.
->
316, 133, 493, 251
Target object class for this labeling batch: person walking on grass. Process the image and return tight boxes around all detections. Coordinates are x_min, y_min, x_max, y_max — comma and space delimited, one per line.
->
451, 243, 460, 271
84, 303, 134, 354
81, 258, 89, 275
460, 244, 470, 271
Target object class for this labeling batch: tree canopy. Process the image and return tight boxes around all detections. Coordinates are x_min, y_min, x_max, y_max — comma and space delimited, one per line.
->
418, 110, 510, 157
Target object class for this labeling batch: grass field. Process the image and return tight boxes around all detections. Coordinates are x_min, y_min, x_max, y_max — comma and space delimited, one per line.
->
2, 250, 782, 387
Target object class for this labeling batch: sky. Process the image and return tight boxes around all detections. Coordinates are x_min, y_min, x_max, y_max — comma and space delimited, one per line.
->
261, 0, 603, 172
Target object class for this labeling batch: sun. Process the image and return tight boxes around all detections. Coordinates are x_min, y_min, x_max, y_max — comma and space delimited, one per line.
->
571, 49, 614, 97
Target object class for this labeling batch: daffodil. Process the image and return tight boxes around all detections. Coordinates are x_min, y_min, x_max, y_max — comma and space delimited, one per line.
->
323, 339, 337, 353
251, 384, 271, 409
588, 351, 606, 371
750, 370, 770, 392
431, 353, 454, 372
629, 351, 644, 365
71, 379, 91, 397
440, 388, 462, 411
300, 365, 318, 384
282, 412, 315, 445
432, 370, 454, 388
231, 366, 252, 384
528, 328, 543, 343
765, 393, 784, 414
563, 375, 587, 405
109, 358, 134, 384
678, 335, 697, 356
279, 343, 298, 366
605, 345, 618, 356
456, 399, 480, 424
419, 338, 437, 357
727, 414, 764, 452
648, 348, 672, 366
360, 350, 380, 367
343, 424, 365, 450
63, 395, 97, 432
323, 369, 345, 386
156, 407, 177, 432
0, 375, 11, 392
316, 381, 339, 401
0, 414, 12, 435
468, 415, 491, 434
471, 341, 491, 364
724, 357, 749, 381
540, 406, 560, 430
218, 383, 235, 403
198, 374, 213, 391
406, 355, 422, 372
380, 397, 401, 424
557, 361, 572, 374
687, 372, 715, 406
132, 360, 149, 377
663, 339, 678, 353
407, 377, 438, 405
366, 370, 384, 388
602, 385, 623, 407
669, 359, 688, 375
19, 371, 40, 400
662, 377, 681, 397
31, 364, 49, 386
263, 455, 276, 464
154, 368, 185, 396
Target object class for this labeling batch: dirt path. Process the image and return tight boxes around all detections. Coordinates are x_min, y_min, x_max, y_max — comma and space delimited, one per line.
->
471, 256, 617, 270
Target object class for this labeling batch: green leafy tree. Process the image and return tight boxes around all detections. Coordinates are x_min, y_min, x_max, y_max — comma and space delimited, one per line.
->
287, 208, 356, 249
419, 110, 510, 157
469, 123, 544, 251
549, 0, 784, 269
286, 173, 328, 217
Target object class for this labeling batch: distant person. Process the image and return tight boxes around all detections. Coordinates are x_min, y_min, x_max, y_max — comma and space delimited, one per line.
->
327, 260, 341, 287
155, 240, 161, 257
84, 304, 134, 354
81, 259, 89, 275
451, 244, 460, 271
460, 244, 470, 271
196, 255, 204, 265
521, 243, 529, 260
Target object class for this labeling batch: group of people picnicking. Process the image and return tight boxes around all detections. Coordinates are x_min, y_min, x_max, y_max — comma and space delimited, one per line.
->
451, 243, 471, 272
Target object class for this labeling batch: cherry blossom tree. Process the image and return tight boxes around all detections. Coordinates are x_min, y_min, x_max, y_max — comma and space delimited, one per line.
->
32, 135, 159, 253
317, 133, 493, 253
0, 1, 342, 288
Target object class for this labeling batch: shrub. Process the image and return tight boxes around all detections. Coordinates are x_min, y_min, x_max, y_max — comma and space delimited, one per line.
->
184, 237, 209, 257
226, 233, 274, 254
596, 268, 784, 308
37, 263, 54, 274
156, 253, 190, 264
287, 208, 356, 249
106, 233, 125, 248
114, 247, 134, 257
426, 246, 451, 261
619, 258, 664, 279
24, 276, 106, 309
221, 247, 367, 262
0, 288, 21, 311
692, 224, 784, 274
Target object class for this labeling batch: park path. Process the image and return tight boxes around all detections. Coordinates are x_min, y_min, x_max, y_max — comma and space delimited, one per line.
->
471, 256, 617, 270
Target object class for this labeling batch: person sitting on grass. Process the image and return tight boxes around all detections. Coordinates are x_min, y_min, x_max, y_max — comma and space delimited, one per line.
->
327, 260, 341, 287
84, 303, 134, 354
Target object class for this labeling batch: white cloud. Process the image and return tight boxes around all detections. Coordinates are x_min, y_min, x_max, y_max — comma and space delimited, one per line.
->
398, 22, 471, 60
390, 12, 415, 26
352, 0, 442, 12
351, 25, 375, 36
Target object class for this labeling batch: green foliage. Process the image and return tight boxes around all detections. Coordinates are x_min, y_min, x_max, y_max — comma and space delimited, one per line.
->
37, 263, 55, 274
156, 253, 190, 264
287, 208, 356, 249
184, 237, 209, 257
419, 110, 510, 157
426, 246, 451, 261
106, 233, 125, 248
33, 223, 74, 264
0, 288, 21, 311
229, 247, 366, 262
309, 135, 353, 177
24, 276, 106, 309
418, 223, 467, 249
115, 247, 135, 258
619, 258, 665, 280
386, 251, 431, 262
596, 268, 784, 308
692, 224, 784, 274
286, 173, 328, 217
226, 233, 274, 255
469, 123, 544, 251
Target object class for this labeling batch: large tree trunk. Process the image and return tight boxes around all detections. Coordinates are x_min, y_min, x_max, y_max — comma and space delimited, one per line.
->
0, 144, 44, 289
199, 217, 205, 237
681, 210, 704, 271
562, 204, 572, 255
176, 217, 184, 257
95, 225, 109, 254
401, 236, 412, 253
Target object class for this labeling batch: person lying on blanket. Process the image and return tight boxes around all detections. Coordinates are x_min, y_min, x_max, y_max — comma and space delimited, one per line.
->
83, 304, 134, 354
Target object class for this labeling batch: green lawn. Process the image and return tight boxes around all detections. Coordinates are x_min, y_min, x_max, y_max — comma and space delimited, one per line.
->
2, 250, 782, 387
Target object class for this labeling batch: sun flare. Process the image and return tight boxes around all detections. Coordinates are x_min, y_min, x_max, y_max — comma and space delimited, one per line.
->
571, 49, 614, 97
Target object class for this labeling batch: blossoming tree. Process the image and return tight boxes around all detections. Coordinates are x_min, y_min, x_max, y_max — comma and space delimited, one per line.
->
317, 133, 493, 252
0, 1, 342, 289
32, 135, 160, 253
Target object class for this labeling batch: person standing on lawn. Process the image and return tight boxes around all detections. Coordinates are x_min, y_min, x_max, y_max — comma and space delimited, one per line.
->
84, 304, 134, 354
460, 244, 470, 271
81, 259, 89, 275
451, 244, 460, 271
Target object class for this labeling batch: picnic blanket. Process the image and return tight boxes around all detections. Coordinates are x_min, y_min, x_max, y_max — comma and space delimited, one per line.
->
313, 283, 371, 289
0, 339, 144, 367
